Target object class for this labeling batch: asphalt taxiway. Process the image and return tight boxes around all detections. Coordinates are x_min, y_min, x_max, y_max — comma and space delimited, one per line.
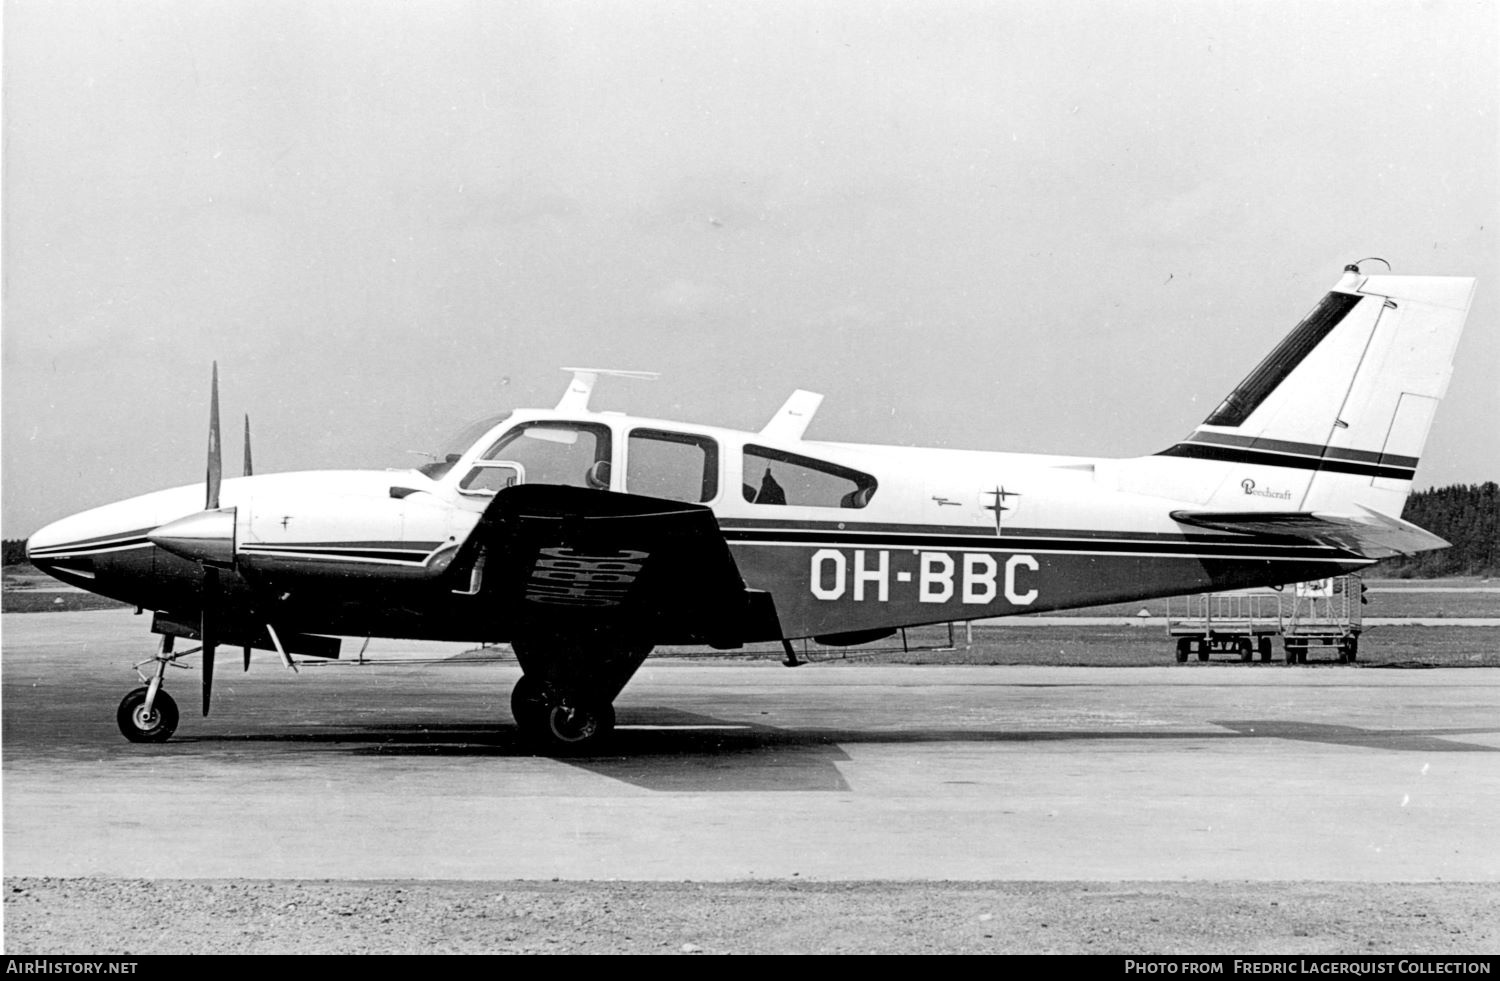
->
4, 611, 1498, 882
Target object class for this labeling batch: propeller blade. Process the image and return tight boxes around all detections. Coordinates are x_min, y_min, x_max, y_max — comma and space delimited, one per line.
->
243, 414, 253, 477
201, 567, 219, 716
243, 645, 251, 672
207, 362, 222, 511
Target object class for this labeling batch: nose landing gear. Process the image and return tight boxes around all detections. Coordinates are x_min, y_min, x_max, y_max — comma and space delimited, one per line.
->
117, 635, 194, 743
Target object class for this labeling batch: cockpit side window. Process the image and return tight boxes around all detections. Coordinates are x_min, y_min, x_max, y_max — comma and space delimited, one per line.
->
742, 445, 877, 508
627, 429, 719, 503
459, 421, 611, 494
417, 412, 512, 480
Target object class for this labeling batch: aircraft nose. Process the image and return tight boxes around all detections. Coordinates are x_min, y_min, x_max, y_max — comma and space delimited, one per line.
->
25, 504, 159, 572
26, 518, 64, 559
26, 512, 101, 582
25, 513, 87, 563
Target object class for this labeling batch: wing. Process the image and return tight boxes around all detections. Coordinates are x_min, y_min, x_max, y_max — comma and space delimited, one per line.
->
1170, 504, 1449, 559
457, 485, 758, 647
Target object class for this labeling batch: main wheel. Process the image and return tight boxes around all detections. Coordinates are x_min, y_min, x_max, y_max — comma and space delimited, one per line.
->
511, 675, 615, 754
117, 687, 179, 743
541, 700, 616, 753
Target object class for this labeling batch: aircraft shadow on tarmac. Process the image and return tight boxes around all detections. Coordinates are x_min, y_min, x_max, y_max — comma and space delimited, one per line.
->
156, 710, 1500, 793
1211, 720, 1499, 753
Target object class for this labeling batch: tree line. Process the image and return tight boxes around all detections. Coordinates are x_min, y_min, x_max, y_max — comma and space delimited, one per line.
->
3, 481, 1495, 577
1375, 481, 1498, 578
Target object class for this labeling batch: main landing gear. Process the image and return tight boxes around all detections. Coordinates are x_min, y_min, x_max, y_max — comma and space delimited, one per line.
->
117, 634, 192, 743
507, 639, 649, 755
510, 675, 617, 754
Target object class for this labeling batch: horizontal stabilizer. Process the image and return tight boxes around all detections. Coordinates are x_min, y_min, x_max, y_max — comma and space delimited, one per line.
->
760, 389, 824, 441
1170, 505, 1449, 559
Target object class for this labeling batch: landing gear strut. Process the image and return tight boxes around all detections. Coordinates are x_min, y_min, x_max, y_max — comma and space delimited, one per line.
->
116, 635, 194, 743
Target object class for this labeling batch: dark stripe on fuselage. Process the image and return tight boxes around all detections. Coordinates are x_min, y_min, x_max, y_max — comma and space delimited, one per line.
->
239, 542, 440, 564
27, 535, 153, 558
718, 527, 1343, 561
1175, 431, 1419, 469
719, 518, 1323, 546
1155, 440, 1417, 481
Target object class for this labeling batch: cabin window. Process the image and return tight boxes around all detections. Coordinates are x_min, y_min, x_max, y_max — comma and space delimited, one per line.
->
627, 429, 719, 503
460, 421, 612, 493
742, 445, 877, 508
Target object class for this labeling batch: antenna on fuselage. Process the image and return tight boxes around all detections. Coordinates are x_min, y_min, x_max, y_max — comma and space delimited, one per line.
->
556, 367, 659, 412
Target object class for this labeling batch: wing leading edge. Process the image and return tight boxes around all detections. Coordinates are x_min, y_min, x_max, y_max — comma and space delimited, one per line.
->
1170, 505, 1448, 559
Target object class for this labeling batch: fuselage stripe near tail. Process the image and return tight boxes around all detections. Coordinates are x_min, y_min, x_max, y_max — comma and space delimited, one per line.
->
1155, 439, 1417, 480
1172, 431, 1419, 469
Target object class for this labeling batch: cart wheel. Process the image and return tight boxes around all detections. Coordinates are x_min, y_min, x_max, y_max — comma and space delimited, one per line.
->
1238, 638, 1253, 663
1196, 640, 1209, 662
1346, 637, 1358, 662
1258, 637, 1272, 662
1175, 638, 1191, 664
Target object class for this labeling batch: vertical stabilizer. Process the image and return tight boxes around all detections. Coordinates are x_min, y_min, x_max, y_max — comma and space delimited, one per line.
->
1151, 267, 1475, 517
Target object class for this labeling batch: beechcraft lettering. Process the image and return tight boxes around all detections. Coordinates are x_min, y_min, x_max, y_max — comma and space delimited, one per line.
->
809, 548, 1040, 606
25, 263, 1477, 752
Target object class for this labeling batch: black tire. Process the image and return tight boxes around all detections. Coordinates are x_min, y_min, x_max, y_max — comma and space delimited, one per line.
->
511, 675, 615, 754
510, 674, 548, 731
1346, 637, 1359, 662
1258, 637, 1273, 662
1238, 639, 1253, 663
117, 687, 179, 743
1196, 640, 1209, 662
1176, 638, 1191, 664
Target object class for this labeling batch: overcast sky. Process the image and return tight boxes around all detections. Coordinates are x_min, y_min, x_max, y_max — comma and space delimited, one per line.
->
4, 0, 1496, 537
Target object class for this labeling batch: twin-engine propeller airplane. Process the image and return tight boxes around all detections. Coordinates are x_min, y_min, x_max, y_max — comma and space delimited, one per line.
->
27, 263, 1477, 752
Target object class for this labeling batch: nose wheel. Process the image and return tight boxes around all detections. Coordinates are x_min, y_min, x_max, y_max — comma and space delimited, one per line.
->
115, 634, 195, 743
117, 687, 180, 743
510, 675, 615, 754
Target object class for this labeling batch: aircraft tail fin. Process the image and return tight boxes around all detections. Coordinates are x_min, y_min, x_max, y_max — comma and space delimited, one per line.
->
1150, 265, 1476, 523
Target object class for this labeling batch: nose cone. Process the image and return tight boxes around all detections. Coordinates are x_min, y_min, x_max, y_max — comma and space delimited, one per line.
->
27, 513, 155, 563
26, 509, 157, 585
24, 484, 208, 581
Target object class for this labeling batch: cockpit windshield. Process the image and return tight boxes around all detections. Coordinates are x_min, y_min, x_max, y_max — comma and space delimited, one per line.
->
415, 413, 511, 480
